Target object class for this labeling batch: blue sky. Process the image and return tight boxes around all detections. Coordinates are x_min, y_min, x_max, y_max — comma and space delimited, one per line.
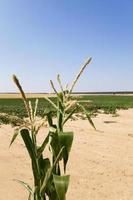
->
0, 0, 133, 92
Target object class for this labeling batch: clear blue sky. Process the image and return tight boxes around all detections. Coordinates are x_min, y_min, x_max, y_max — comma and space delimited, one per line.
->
0, 0, 133, 92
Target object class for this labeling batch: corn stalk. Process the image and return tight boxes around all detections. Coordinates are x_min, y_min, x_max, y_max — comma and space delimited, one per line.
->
10, 58, 95, 200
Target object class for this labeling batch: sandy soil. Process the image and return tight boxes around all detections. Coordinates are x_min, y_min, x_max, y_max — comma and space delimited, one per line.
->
0, 93, 56, 99
1, 109, 133, 200
1, 93, 133, 99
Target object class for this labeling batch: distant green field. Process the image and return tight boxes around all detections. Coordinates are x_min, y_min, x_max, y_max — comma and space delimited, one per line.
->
0, 97, 56, 118
0, 95, 133, 119
77, 95, 133, 114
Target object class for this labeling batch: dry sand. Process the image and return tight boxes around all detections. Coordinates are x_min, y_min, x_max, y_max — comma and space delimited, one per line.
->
1, 109, 133, 200
0, 93, 56, 99
1, 93, 133, 99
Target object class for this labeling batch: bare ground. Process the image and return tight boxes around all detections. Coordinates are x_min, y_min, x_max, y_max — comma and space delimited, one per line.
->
1, 109, 133, 199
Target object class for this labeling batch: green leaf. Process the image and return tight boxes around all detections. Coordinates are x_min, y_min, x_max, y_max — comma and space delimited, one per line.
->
50, 131, 60, 159
40, 146, 65, 196
13, 179, 33, 197
49, 131, 61, 175
46, 183, 59, 200
85, 112, 96, 130
20, 129, 36, 160
57, 111, 63, 132
77, 103, 96, 130
46, 112, 53, 126
44, 97, 63, 114
63, 107, 77, 125
20, 129, 40, 186
39, 157, 51, 180
37, 133, 49, 158
9, 128, 20, 147
53, 175, 70, 200
59, 132, 74, 172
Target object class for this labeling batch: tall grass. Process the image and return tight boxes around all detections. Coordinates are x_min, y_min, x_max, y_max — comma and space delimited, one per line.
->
10, 58, 95, 200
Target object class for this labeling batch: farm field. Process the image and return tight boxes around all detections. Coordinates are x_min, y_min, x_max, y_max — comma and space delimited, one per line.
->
1, 94, 133, 200
0, 95, 133, 122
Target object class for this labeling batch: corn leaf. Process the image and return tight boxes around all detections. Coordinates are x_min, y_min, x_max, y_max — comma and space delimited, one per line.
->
85, 111, 96, 130
20, 129, 40, 185
53, 175, 70, 200
45, 183, 58, 200
37, 133, 49, 158
57, 112, 63, 132
59, 132, 74, 172
50, 131, 60, 159
77, 103, 96, 130
13, 179, 33, 197
63, 107, 77, 125
38, 157, 51, 182
40, 146, 65, 196
10, 128, 20, 147
44, 97, 63, 114
20, 129, 36, 160
39, 158, 50, 172
46, 112, 53, 127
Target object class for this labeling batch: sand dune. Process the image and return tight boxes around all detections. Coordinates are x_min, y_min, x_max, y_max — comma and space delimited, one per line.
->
1, 109, 133, 199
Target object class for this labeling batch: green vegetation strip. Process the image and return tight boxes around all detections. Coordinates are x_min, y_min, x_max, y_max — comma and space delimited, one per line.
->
77, 95, 133, 114
0, 95, 133, 120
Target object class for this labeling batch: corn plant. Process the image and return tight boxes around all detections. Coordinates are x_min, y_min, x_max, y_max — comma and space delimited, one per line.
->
10, 58, 95, 200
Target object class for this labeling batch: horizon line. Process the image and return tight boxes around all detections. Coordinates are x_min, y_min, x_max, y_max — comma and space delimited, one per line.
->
0, 91, 133, 94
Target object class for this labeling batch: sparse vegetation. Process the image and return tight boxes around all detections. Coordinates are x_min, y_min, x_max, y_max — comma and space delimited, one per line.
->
0, 113, 24, 126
